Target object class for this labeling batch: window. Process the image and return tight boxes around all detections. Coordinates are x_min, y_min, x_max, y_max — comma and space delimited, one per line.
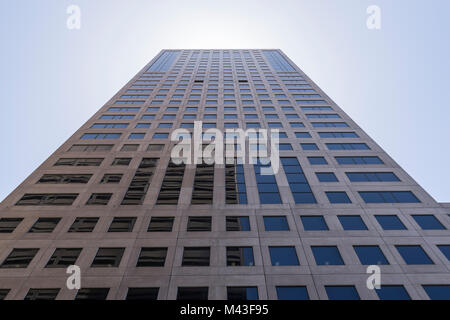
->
437, 245, 450, 261
0, 218, 23, 233
24, 289, 60, 300
335, 156, 383, 165
359, 191, 420, 203
225, 159, 247, 204
108, 217, 136, 232
136, 248, 168, 267
422, 285, 450, 300
128, 133, 145, 139
375, 286, 411, 300
187, 217, 212, 232
281, 158, 316, 204
311, 246, 344, 265
226, 247, 254, 266
91, 123, 128, 129
353, 246, 389, 265
91, 248, 125, 267
308, 157, 328, 165
28, 218, 60, 233
192, 164, 214, 204
0, 248, 39, 268
300, 143, 318, 150
276, 286, 309, 300
263, 216, 289, 231
375, 215, 407, 230
75, 288, 109, 300
295, 132, 312, 138
153, 133, 169, 139
108, 106, 140, 111
86, 193, 112, 205
81, 133, 121, 140
69, 217, 98, 233
301, 216, 328, 231
111, 158, 131, 166
227, 287, 259, 300
148, 217, 174, 232
126, 288, 159, 300
122, 158, 158, 205
326, 143, 370, 150
0, 289, 9, 300
147, 144, 164, 151
412, 215, 446, 230
46, 248, 82, 268
318, 132, 358, 138
182, 247, 210, 266
325, 286, 360, 300
226, 216, 250, 231
100, 174, 122, 184
37, 174, 92, 184
121, 144, 139, 151
312, 122, 348, 128
269, 246, 299, 266
16, 194, 78, 206
316, 172, 338, 182
177, 287, 208, 300
326, 192, 351, 204
346, 172, 400, 182
68, 144, 113, 152
395, 245, 434, 265
338, 216, 367, 230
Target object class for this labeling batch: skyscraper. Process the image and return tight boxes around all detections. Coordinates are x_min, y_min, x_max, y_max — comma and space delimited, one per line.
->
0, 49, 449, 300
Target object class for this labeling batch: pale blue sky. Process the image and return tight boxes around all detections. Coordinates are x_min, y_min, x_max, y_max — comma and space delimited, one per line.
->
1, 0, 449, 202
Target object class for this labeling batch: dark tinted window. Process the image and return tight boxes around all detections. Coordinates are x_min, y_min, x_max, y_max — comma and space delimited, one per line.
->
338, 216, 368, 230
312, 246, 344, 265
396, 245, 434, 265
136, 248, 168, 267
269, 247, 299, 266
375, 286, 411, 300
301, 216, 328, 231
375, 215, 407, 230
227, 287, 258, 300
353, 246, 389, 265
412, 215, 446, 230
226, 216, 250, 231
148, 217, 174, 232
126, 288, 159, 300
177, 287, 208, 300
325, 286, 360, 300
91, 248, 125, 267
276, 286, 309, 300
263, 216, 289, 231
182, 247, 210, 266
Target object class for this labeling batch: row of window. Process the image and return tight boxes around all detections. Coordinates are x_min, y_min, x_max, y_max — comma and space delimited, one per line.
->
1, 214, 446, 235
3, 284, 449, 300
1, 242, 449, 270
14, 190, 421, 206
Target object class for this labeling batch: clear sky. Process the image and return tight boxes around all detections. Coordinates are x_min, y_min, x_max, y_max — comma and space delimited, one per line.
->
1, 0, 449, 202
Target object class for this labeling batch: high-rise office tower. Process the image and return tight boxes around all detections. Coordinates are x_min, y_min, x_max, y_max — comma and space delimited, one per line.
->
0, 49, 449, 300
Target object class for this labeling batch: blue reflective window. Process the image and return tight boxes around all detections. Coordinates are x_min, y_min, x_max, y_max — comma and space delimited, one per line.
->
335, 156, 384, 165
375, 215, 407, 230
338, 216, 368, 230
412, 215, 446, 230
281, 157, 316, 204
264, 216, 289, 231
326, 192, 351, 204
158, 123, 173, 128
325, 286, 360, 300
278, 144, 293, 150
353, 246, 389, 265
290, 122, 305, 128
269, 247, 299, 266
359, 191, 420, 203
316, 172, 338, 182
295, 132, 312, 138
396, 245, 434, 265
327, 143, 370, 150
128, 133, 145, 139
375, 286, 411, 300
437, 245, 450, 261
301, 143, 319, 150
312, 246, 344, 265
423, 285, 450, 300
308, 157, 328, 165
153, 133, 169, 139
276, 287, 309, 300
301, 216, 328, 231
135, 123, 150, 129
346, 172, 400, 182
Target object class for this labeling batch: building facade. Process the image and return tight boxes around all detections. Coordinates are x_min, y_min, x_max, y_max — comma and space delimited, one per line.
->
0, 49, 449, 300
